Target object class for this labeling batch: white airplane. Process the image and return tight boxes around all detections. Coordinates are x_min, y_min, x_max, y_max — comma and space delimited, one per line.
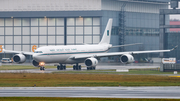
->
1, 18, 177, 70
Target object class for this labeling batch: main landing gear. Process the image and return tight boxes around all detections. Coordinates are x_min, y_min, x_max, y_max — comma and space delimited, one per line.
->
40, 66, 45, 71
73, 63, 81, 70
87, 66, 96, 70
57, 64, 66, 70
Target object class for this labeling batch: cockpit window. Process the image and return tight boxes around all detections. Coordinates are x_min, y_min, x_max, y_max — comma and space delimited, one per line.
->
34, 51, 43, 53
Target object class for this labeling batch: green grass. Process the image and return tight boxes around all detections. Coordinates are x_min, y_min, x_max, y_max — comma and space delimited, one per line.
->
0, 73, 180, 87
0, 65, 38, 70
0, 65, 180, 87
0, 97, 179, 101
54, 68, 180, 75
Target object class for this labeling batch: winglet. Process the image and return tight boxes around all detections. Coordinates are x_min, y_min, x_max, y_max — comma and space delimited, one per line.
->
171, 45, 178, 51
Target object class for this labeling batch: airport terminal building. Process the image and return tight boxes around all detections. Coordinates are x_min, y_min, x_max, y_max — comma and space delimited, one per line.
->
0, 0, 170, 62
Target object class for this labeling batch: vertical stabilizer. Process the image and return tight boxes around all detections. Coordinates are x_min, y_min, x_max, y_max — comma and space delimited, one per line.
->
99, 18, 113, 45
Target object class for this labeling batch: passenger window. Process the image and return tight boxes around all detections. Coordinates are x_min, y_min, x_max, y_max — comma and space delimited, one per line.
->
34, 51, 43, 53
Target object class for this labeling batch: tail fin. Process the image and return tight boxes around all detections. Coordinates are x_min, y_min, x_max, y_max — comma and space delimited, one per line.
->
99, 18, 113, 45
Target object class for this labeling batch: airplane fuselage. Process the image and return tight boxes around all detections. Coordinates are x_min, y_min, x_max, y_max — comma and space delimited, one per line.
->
33, 44, 111, 64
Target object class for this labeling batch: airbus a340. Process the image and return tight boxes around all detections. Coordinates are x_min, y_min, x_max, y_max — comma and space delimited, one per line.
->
1, 18, 177, 70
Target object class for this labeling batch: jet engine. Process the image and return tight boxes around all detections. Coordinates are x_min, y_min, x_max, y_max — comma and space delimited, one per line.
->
32, 60, 39, 67
85, 58, 98, 67
120, 54, 134, 64
13, 54, 26, 63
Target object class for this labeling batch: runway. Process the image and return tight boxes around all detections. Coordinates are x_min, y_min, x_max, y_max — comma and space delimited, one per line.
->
0, 87, 180, 98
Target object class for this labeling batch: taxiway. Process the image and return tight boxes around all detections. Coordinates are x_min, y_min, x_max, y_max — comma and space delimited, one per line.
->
0, 63, 160, 73
0, 87, 180, 98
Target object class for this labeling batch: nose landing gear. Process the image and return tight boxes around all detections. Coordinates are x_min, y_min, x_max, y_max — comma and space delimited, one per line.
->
40, 66, 45, 70
39, 62, 45, 71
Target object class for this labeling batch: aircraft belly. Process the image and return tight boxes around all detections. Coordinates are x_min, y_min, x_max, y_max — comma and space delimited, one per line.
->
48, 55, 69, 63
35, 55, 51, 63
64, 59, 85, 64
36, 55, 68, 63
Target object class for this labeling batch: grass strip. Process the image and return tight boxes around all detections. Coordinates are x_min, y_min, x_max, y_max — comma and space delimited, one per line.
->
53, 69, 180, 74
0, 65, 37, 70
0, 73, 180, 87
0, 97, 180, 101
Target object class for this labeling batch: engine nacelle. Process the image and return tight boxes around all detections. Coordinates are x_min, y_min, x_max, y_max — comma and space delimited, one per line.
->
85, 58, 98, 67
120, 54, 134, 64
32, 60, 39, 67
13, 54, 26, 63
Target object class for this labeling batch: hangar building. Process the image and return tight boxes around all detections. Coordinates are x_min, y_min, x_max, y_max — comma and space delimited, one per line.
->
0, 0, 170, 62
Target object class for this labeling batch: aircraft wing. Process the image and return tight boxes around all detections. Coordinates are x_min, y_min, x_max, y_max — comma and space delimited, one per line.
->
2, 49, 34, 55
72, 46, 177, 59
110, 43, 142, 48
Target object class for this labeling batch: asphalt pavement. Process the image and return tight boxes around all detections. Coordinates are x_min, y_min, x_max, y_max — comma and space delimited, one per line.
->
0, 87, 180, 98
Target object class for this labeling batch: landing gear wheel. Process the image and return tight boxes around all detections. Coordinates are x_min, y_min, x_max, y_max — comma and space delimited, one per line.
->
63, 65, 66, 70
73, 64, 81, 70
57, 65, 60, 70
40, 67, 45, 71
57, 64, 66, 70
73, 65, 75, 70
78, 65, 81, 70
60, 66, 63, 70
87, 67, 91, 70
87, 66, 96, 70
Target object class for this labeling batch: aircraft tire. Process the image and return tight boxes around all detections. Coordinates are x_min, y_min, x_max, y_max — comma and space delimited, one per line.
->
63, 65, 66, 70
57, 66, 59, 70
75, 66, 78, 70
78, 65, 81, 70
86, 67, 95, 70
73, 65, 75, 70
60, 66, 63, 70
40, 67, 45, 71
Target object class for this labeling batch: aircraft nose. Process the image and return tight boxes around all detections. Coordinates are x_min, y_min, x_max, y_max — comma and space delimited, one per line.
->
33, 54, 39, 61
